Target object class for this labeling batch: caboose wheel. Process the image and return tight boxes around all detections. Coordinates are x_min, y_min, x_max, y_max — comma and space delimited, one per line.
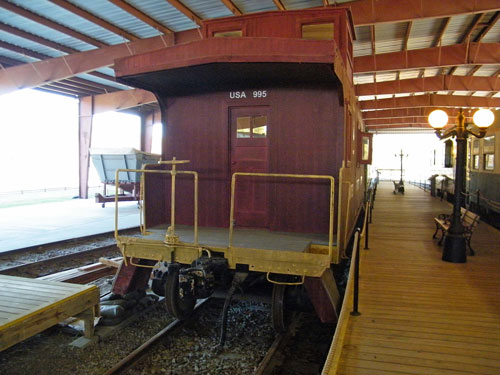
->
165, 264, 195, 320
271, 284, 290, 333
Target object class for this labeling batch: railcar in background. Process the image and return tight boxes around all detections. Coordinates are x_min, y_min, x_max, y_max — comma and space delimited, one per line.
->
109, 8, 372, 331
467, 112, 500, 227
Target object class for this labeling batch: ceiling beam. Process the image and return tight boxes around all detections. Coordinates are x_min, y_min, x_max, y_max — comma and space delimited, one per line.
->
108, 0, 173, 34
356, 75, 500, 96
166, 0, 203, 27
0, 0, 106, 48
0, 22, 77, 54
354, 42, 500, 73
0, 40, 49, 60
91, 88, 157, 114
46, 81, 99, 96
475, 11, 500, 41
365, 117, 457, 126
359, 94, 500, 110
0, 35, 172, 96
0, 55, 23, 67
220, 0, 242, 16
48, 0, 138, 41
362, 107, 471, 119
367, 124, 432, 130
434, 17, 450, 46
460, 13, 484, 43
344, 0, 500, 26
61, 77, 118, 94
272, 0, 286, 10
38, 85, 80, 97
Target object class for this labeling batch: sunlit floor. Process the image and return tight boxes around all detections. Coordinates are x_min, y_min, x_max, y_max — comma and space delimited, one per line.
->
0, 199, 139, 253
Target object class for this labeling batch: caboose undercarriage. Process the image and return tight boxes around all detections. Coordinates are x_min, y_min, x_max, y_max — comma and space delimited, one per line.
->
111, 162, 341, 331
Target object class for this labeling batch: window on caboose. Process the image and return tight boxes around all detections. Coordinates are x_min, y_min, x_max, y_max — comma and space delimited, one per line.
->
302, 23, 334, 40
236, 115, 268, 139
213, 30, 242, 38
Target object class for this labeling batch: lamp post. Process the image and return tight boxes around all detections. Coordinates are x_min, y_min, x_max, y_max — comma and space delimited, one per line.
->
428, 108, 494, 263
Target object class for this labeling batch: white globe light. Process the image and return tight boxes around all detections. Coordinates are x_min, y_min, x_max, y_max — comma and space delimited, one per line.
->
428, 110, 448, 129
473, 109, 494, 128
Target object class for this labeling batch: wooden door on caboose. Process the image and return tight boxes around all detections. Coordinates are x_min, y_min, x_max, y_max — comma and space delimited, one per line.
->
230, 107, 269, 228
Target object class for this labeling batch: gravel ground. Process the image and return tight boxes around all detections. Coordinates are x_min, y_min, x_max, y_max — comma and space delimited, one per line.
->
122, 300, 275, 375
0, 299, 276, 375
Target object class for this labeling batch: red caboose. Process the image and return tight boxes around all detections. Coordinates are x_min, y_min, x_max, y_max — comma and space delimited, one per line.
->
111, 8, 371, 330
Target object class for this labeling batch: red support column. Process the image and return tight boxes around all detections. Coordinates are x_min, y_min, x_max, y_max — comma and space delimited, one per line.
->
78, 96, 93, 199
140, 110, 155, 153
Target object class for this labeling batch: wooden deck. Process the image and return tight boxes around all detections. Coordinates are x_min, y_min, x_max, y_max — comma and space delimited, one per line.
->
0, 275, 100, 351
336, 182, 500, 375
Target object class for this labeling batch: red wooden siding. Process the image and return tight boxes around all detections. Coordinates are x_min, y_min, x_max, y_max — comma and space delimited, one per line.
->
152, 86, 344, 234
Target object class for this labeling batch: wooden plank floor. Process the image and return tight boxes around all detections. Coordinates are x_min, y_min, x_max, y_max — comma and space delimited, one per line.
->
0, 275, 99, 351
337, 181, 500, 375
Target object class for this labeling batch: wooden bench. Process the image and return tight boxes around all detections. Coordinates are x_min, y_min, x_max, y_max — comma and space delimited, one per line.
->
393, 180, 404, 194
433, 207, 480, 255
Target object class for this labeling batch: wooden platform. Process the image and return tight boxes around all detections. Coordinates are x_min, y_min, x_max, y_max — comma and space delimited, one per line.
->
0, 275, 100, 351
336, 182, 500, 374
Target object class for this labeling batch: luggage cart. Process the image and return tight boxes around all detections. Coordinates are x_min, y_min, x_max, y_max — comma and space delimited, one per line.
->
90, 148, 160, 207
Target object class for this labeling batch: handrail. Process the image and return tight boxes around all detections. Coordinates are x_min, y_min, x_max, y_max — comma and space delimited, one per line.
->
229, 172, 335, 262
114, 166, 199, 245
321, 228, 361, 375
321, 181, 375, 374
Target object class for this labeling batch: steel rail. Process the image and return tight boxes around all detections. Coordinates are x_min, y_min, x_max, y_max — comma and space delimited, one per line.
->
0, 244, 119, 275
0, 227, 139, 257
103, 299, 209, 375
254, 313, 301, 375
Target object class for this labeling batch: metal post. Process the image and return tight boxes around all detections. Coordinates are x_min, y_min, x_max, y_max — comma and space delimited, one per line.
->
476, 189, 481, 214
351, 228, 361, 316
364, 213, 369, 250
443, 110, 467, 263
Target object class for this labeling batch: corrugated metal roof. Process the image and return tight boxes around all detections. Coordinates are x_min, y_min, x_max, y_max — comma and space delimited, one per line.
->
474, 65, 500, 76
0, 7, 96, 52
232, 0, 277, 14
423, 68, 441, 77
76, 73, 129, 90
374, 22, 406, 54
0, 0, 497, 120
0, 46, 38, 62
69, 0, 161, 39
399, 70, 421, 80
358, 95, 375, 101
181, 0, 232, 20
407, 18, 442, 50
8, 0, 125, 45
282, 0, 323, 11
0, 30, 65, 58
127, 0, 197, 32
441, 14, 476, 45
454, 66, 476, 76
353, 74, 375, 85
471, 91, 491, 97
481, 16, 500, 42
353, 25, 372, 57
376, 72, 398, 83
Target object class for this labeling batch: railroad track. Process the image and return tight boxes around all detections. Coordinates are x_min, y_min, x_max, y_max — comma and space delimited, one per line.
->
0, 244, 121, 277
0, 227, 138, 258
103, 299, 210, 375
254, 313, 301, 375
